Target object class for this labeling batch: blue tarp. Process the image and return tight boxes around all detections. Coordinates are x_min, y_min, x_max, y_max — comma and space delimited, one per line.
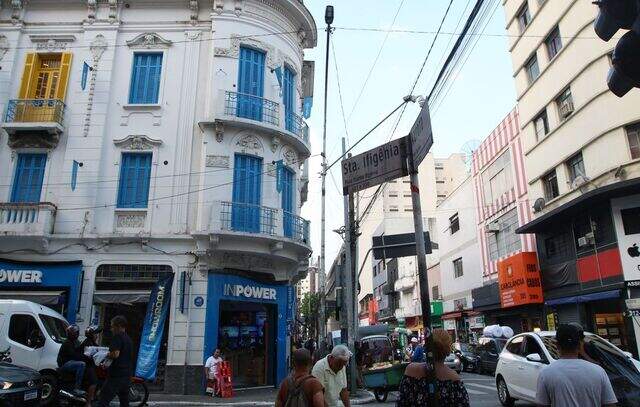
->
545, 289, 620, 306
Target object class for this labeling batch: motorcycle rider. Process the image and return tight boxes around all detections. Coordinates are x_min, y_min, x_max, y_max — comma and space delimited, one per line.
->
57, 325, 94, 406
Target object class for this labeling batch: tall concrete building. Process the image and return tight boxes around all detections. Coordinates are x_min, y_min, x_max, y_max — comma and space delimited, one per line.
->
356, 152, 467, 328
0, 0, 316, 394
503, 0, 640, 354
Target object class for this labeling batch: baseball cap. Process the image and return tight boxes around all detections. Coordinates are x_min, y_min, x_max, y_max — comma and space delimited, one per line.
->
556, 323, 584, 348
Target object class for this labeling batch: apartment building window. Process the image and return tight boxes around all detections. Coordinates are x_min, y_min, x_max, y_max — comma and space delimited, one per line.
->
11, 153, 47, 203
545, 27, 563, 59
556, 87, 574, 120
232, 154, 263, 232
283, 66, 296, 133
542, 170, 559, 201
626, 123, 640, 159
454, 298, 467, 310
129, 52, 163, 104
404, 206, 413, 212
117, 152, 152, 208
534, 109, 550, 140
488, 209, 522, 261
450, 213, 460, 234
566, 152, 585, 183
453, 258, 464, 278
237, 47, 266, 121
388, 191, 398, 197
525, 54, 540, 83
517, 2, 531, 32
545, 232, 571, 260
389, 205, 399, 212
432, 285, 440, 300
482, 150, 513, 202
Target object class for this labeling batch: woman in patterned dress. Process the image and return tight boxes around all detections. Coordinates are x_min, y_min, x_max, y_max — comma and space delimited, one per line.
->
397, 329, 470, 406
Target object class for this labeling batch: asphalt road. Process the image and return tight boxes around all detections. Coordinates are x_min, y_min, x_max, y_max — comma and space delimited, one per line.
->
372, 371, 536, 407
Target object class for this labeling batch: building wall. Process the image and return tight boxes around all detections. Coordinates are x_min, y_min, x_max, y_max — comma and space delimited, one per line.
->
502, 0, 640, 214
471, 108, 536, 282
436, 177, 483, 313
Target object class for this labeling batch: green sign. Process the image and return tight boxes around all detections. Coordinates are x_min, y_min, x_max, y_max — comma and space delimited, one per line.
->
430, 301, 443, 316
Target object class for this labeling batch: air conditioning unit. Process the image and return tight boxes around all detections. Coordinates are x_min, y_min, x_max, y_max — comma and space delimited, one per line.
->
559, 99, 574, 118
577, 232, 595, 247
485, 222, 500, 233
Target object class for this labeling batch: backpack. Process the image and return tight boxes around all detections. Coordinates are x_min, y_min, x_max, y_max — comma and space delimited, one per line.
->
284, 374, 313, 407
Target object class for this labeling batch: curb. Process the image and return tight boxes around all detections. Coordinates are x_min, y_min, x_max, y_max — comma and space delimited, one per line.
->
146, 391, 376, 406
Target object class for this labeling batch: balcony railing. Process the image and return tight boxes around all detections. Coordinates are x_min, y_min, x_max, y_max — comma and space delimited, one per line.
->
224, 91, 279, 127
0, 202, 56, 236
285, 110, 304, 137
4, 99, 65, 125
213, 201, 310, 245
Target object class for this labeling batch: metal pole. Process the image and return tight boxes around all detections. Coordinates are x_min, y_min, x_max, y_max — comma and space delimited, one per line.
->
319, 6, 333, 344
342, 140, 357, 392
408, 138, 438, 406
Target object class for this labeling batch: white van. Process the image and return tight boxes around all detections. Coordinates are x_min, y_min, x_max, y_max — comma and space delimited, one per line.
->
0, 300, 69, 404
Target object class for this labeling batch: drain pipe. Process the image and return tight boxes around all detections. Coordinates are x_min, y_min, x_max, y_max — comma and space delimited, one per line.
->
182, 268, 193, 395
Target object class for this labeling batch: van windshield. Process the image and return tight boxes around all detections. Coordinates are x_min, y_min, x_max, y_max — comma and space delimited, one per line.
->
39, 314, 68, 343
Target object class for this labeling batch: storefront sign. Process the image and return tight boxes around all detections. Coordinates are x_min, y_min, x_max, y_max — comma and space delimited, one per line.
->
136, 274, 174, 381
612, 195, 640, 282
430, 301, 443, 316
498, 252, 544, 308
625, 298, 640, 310
0, 259, 82, 323
468, 316, 485, 329
223, 283, 277, 300
443, 319, 456, 331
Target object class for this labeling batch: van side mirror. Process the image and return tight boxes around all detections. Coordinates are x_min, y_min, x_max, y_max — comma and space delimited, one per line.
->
526, 353, 543, 363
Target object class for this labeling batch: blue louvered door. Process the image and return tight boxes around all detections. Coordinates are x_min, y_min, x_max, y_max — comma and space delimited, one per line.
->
129, 52, 163, 104
232, 154, 263, 232
10, 153, 47, 203
281, 166, 295, 238
117, 153, 152, 208
283, 67, 295, 132
237, 47, 265, 121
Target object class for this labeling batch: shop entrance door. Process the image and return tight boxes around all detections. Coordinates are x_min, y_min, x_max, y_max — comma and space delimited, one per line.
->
218, 300, 277, 388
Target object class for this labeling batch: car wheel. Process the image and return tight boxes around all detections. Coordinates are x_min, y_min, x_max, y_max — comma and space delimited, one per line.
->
40, 374, 57, 406
497, 377, 515, 407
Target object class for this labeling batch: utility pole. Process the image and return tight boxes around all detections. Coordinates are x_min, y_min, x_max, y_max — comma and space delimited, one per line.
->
407, 135, 438, 406
342, 139, 357, 392
319, 4, 334, 344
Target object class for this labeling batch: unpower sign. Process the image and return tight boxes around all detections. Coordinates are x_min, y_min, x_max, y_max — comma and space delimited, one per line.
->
224, 284, 277, 300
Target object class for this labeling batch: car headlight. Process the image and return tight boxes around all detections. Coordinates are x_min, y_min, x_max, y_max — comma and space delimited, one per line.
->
0, 381, 13, 390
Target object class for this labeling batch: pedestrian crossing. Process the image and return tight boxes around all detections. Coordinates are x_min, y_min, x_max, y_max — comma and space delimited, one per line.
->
462, 374, 497, 396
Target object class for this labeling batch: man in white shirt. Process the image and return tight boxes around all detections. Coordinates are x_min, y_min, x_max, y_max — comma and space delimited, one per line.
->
311, 345, 352, 407
536, 324, 617, 407
204, 348, 223, 395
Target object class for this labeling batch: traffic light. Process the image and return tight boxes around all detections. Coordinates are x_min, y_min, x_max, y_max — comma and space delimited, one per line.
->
594, 0, 640, 96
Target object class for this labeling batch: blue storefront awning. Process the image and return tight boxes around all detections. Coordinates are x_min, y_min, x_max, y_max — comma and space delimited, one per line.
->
545, 289, 620, 306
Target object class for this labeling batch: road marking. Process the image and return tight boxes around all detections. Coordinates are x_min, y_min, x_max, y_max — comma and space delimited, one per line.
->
465, 388, 487, 395
466, 382, 497, 391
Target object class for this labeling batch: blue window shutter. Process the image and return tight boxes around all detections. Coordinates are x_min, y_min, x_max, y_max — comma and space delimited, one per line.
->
237, 47, 265, 121
232, 154, 262, 232
81, 62, 90, 91
11, 153, 47, 203
117, 152, 152, 208
283, 67, 295, 132
281, 166, 295, 238
129, 53, 163, 104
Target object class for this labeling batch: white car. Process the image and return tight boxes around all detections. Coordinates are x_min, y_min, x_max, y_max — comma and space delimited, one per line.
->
495, 331, 640, 406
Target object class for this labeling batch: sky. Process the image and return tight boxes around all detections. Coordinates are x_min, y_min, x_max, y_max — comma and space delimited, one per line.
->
299, 0, 517, 266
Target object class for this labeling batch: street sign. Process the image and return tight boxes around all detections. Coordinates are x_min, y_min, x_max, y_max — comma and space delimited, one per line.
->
409, 101, 433, 166
341, 136, 408, 195
626, 298, 640, 310
372, 231, 433, 260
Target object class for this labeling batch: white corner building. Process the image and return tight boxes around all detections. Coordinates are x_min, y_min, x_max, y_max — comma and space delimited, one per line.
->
0, 0, 316, 394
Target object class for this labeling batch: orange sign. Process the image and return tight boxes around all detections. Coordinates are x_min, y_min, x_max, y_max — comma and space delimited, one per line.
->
498, 252, 544, 308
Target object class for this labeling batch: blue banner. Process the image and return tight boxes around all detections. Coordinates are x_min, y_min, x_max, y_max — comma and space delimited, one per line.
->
135, 274, 174, 380
274, 66, 283, 89
71, 160, 79, 191
302, 97, 313, 119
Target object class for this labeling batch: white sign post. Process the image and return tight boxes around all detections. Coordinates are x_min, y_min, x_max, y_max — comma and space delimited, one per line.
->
409, 101, 434, 167
341, 136, 408, 195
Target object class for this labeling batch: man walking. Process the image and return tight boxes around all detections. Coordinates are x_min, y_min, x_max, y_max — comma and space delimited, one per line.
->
311, 344, 351, 407
276, 349, 325, 407
536, 323, 617, 407
98, 315, 133, 407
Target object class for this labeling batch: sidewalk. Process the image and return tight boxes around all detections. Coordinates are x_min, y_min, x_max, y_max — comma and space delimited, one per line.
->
147, 387, 375, 406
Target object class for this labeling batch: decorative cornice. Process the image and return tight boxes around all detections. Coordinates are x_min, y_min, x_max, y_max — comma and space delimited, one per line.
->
87, 0, 97, 23
126, 33, 172, 49
11, 0, 23, 25
214, 34, 276, 69
109, 0, 118, 23
113, 135, 162, 150
30, 35, 77, 51
90, 34, 108, 62
189, 0, 198, 25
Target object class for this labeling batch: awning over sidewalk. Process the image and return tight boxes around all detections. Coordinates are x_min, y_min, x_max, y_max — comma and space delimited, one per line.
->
545, 289, 620, 306
93, 290, 150, 304
516, 177, 640, 234
0, 290, 64, 305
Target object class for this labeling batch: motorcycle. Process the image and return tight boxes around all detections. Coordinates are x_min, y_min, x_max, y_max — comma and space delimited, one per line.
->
57, 364, 149, 406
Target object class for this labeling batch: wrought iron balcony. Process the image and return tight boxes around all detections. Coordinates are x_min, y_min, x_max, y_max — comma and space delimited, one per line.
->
285, 110, 304, 138
0, 202, 56, 236
2, 99, 66, 148
224, 91, 280, 127
211, 201, 310, 245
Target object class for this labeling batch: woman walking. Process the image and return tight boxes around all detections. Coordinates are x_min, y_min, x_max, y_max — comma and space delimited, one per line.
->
396, 329, 470, 406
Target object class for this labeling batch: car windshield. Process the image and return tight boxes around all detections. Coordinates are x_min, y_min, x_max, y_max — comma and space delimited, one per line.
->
39, 314, 68, 343
541, 334, 624, 361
